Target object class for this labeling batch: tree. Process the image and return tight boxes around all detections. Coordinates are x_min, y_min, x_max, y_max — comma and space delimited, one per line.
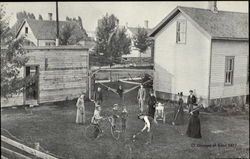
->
133, 27, 152, 64
95, 13, 131, 64
59, 23, 76, 45
65, 16, 88, 39
1, 5, 33, 98
16, 11, 36, 20
38, 14, 43, 20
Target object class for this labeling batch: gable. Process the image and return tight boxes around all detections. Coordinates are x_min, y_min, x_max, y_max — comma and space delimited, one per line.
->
150, 6, 248, 40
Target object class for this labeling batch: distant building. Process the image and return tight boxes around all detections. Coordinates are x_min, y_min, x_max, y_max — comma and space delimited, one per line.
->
122, 20, 153, 58
150, 2, 249, 106
13, 13, 86, 46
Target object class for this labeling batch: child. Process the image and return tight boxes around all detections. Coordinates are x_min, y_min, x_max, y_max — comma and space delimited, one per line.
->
111, 104, 120, 129
121, 106, 128, 132
91, 103, 104, 138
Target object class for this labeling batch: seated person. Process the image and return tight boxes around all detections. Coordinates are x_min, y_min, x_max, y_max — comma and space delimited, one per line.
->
91, 104, 104, 137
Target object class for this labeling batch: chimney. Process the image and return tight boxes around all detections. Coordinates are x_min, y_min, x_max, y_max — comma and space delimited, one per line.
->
208, 1, 218, 13
48, 13, 53, 21
144, 20, 149, 29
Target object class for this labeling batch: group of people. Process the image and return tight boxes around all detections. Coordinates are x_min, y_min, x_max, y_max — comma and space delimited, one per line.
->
171, 90, 202, 139
75, 83, 202, 143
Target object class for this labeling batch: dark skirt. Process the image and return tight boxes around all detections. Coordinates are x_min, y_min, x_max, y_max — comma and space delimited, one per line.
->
186, 115, 202, 138
173, 109, 184, 125
148, 105, 156, 118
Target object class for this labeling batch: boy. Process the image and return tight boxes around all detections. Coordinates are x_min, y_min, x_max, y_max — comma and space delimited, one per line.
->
134, 113, 154, 144
111, 104, 120, 129
121, 106, 128, 132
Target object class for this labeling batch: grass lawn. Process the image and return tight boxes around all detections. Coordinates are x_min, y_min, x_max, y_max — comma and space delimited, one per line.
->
1, 82, 249, 159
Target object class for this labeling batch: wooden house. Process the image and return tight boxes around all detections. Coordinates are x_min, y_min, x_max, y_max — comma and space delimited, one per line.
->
149, 3, 249, 107
1, 46, 89, 107
12, 13, 86, 46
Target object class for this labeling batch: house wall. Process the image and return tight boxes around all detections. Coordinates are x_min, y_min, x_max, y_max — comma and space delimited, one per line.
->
38, 40, 56, 46
1, 46, 89, 107
210, 40, 249, 104
153, 13, 211, 105
16, 21, 37, 46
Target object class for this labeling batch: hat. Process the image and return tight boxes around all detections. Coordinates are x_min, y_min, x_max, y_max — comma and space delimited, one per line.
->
113, 104, 118, 110
189, 90, 193, 93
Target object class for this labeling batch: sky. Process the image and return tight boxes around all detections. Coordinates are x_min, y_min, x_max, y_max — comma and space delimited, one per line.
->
2, 1, 249, 32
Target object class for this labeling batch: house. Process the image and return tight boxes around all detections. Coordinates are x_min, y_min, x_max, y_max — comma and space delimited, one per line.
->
13, 13, 86, 46
149, 2, 249, 107
122, 21, 153, 61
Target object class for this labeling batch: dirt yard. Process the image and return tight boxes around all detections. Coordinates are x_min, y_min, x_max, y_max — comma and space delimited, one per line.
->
1, 82, 249, 159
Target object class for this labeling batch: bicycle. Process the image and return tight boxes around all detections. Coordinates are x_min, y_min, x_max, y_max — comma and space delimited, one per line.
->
85, 116, 122, 140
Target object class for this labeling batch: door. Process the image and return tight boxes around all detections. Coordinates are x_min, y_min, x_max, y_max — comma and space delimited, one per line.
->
25, 65, 39, 105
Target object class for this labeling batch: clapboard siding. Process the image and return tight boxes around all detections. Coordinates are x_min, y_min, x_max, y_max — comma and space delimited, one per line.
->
1, 46, 89, 107
210, 40, 249, 99
153, 13, 210, 101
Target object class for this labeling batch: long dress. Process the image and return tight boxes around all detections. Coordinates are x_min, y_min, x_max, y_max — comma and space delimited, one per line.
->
76, 98, 85, 124
173, 98, 184, 125
148, 95, 157, 118
186, 110, 201, 138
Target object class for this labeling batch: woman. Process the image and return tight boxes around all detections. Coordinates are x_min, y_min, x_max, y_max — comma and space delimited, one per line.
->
76, 94, 85, 124
186, 106, 202, 138
172, 92, 184, 125
148, 90, 157, 118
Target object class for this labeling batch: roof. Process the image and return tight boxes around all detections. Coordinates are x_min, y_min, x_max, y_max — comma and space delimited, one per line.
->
16, 19, 86, 40
127, 27, 153, 35
150, 6, 249, 40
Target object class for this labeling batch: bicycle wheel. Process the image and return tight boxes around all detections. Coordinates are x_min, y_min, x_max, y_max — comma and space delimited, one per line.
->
111, 126, 120, 140
85, 124, 100, 140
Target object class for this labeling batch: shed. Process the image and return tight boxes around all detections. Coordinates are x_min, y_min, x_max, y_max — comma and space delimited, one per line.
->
1, 46, 89, 107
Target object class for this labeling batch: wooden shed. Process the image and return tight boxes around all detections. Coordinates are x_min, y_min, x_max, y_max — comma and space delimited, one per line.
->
1, 46, 89, 107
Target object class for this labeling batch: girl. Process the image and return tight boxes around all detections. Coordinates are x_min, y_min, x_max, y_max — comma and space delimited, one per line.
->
76, 94, 85, 124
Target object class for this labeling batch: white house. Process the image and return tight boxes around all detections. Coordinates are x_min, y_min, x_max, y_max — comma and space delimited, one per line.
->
14, 13, 86, 46
122, 21, 152, 58
149, 3, 249, 107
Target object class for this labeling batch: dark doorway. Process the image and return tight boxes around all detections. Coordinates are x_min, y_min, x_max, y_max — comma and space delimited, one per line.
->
25, 66, 39, 102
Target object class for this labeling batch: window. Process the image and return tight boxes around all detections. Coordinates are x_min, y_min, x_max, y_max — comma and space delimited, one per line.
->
25, 27, 28, 34
176, 20, 186, 44
225, 56, 234, 85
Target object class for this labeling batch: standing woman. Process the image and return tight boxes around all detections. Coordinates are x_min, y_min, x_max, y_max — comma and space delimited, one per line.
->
186, 106, 202, 138
172, 92, 184, 125
76, 94, 86, 124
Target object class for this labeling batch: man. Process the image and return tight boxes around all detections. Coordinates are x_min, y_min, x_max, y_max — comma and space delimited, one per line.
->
187, 90, 197, 113
116, 85, 124, 106
134, 113, 154, 144
94, 87, 103, 105
137, 84, 146, 112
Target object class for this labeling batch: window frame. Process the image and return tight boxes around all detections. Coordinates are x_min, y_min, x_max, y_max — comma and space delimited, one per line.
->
224, 56, 235, 86
176, 19, 187, 44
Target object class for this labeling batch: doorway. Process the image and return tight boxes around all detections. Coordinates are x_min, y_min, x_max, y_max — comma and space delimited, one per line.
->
25, 65, 39, 105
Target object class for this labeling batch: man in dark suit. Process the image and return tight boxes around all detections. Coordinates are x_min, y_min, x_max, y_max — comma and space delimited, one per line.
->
187, 90, 197, 113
